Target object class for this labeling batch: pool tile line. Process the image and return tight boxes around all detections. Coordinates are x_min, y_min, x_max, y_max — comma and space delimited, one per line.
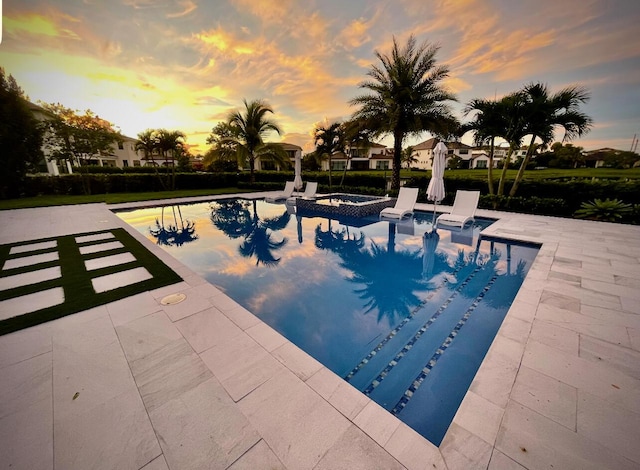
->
361, 262, 494, 396
391, 273, 500, 415
344, 260, 484, 383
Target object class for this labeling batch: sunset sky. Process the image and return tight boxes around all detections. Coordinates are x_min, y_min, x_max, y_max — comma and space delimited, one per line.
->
2, 0, 639, 155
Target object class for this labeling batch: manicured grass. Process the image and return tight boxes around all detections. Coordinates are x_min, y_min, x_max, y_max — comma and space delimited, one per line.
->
0, 228, 182, 336
440, 168, 640, 180
0, 187, 252, 210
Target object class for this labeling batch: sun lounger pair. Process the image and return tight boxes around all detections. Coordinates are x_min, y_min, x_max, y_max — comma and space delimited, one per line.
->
265, 181, 317, 203
380, 187, 480, 228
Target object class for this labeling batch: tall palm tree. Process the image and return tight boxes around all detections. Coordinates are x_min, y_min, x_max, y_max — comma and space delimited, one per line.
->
350, 35, 458, 190
313, 121, 345, 189
461, 99, 505, 195
509, 83, 592, 197
226, 99, 286, 183
136, 129, 165, 190
155, 129, 186, 190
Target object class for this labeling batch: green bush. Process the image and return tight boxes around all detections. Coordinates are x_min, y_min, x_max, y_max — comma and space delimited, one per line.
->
574, 198, 633, 222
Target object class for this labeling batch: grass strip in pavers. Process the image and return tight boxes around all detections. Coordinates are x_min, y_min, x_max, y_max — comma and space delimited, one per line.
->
0, 228, 182, 336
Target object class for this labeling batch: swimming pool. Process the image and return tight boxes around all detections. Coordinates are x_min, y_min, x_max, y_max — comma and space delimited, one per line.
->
117, 198, 539, 446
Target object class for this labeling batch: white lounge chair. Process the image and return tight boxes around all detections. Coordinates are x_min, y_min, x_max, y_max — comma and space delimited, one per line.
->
436, 190, 480, 228
380, 187, 419, 219
300, 181, 318, 200
265, 181, 295, 203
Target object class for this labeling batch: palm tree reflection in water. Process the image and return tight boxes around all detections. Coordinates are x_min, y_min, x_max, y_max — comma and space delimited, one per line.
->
210, 200, 290, 267
316, 220, 427, 325
315, 219, 518, 326
149, 205, 198, 247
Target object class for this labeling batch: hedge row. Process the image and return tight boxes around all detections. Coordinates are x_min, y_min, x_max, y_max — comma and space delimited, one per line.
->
17, 172, 640, 223
405, 175, 640, 214
25, 173, 238, 196
237, 171, 388, 190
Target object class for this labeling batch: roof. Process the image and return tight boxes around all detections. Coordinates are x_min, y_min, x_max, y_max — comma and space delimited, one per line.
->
413, 138, 471, 151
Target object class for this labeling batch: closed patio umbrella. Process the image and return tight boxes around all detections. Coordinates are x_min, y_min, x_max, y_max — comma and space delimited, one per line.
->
293, 153, 303, 191
426, 142, 447, 224
422, 229, 440, 279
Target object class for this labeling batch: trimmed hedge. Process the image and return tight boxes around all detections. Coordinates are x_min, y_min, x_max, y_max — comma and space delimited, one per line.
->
14, 171, 640, 223
24, 173, 239, 196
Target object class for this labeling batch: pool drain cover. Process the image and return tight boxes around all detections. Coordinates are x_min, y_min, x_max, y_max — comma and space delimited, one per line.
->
161, 293, 187, 305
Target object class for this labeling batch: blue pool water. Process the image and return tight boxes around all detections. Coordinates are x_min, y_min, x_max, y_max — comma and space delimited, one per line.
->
117, 198, 539, 446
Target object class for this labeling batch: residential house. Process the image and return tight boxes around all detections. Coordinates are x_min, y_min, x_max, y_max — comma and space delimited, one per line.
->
26, 101, 144, 175
413, 138, 473, 169
319, 142, 394, 171
251, 142, 303, 171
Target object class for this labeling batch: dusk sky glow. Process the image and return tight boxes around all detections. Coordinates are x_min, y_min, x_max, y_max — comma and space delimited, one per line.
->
1, 0, 639, 155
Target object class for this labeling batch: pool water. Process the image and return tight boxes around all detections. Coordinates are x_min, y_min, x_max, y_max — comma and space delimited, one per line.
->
117, 198, 539, 446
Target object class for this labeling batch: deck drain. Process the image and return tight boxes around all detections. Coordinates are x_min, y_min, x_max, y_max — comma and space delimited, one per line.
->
161, 293, 187, 305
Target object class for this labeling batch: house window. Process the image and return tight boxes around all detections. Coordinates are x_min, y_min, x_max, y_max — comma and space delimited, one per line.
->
133, 160, 141, 167
123, 160, 129, 167
475, 160, 487, 169
118, 141, 124, 150
376, 161, 389, 170
459, 149, 468, 154
331, 161, 346, 171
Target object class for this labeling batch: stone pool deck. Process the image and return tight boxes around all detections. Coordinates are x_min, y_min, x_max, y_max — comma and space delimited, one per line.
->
1, 192, 639, 470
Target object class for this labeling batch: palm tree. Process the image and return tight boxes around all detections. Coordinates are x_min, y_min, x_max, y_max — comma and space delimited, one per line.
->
136, 129, 165, 190
313, 121, 345, 189
461, 98, 507, 195
401, 145, 418, 170
155, 129, 186, 190
509, 83, 592, 197
350, 35, 458, 190
226, 99, 286, 183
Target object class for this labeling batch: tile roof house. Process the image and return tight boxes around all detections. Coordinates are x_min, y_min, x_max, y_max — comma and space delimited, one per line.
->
320, 142, 394, 171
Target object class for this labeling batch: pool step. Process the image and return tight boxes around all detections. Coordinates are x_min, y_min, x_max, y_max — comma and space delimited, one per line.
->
345, 261, 500, 411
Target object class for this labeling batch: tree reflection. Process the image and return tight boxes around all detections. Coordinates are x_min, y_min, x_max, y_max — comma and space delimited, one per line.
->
210, 199, 290, 266
315, 220, 425, 325
149, 205, 198, 247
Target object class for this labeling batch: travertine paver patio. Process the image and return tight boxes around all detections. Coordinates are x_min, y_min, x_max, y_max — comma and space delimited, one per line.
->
1, 193, 639, 469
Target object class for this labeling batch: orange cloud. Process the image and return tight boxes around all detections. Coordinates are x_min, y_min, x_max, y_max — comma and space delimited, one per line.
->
230, 0, 295, 24
337, 17, 374, 49
4, 13, 81, 41
166, 0, 197, 18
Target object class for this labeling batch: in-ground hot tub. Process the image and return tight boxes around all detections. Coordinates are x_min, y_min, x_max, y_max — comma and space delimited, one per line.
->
295, 193, 395, 219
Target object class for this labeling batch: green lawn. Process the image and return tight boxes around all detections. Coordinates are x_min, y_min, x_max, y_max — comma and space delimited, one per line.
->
0, 187, 253, 210
439, 168, 640, 180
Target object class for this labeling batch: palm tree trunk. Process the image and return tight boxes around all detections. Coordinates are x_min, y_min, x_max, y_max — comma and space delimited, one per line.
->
149, 153, 166, 191
487, 137, 495, 196
249, 155, 256, 184
496, 145, 516, 208
170, 151, 176, 191
339, 156, 349, 187
509, 135, 536, 197
391, 129, 403, 191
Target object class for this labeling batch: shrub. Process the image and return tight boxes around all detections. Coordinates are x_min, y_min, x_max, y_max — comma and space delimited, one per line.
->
574, 198, 633, 222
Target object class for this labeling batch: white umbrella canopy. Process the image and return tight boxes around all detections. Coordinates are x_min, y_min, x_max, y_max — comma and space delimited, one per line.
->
426, 142, 447, 223
422, 229, 440, 279
293, 153, 303, 191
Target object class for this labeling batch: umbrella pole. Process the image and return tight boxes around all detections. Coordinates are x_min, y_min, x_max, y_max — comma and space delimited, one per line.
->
431, 202, 437, 227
